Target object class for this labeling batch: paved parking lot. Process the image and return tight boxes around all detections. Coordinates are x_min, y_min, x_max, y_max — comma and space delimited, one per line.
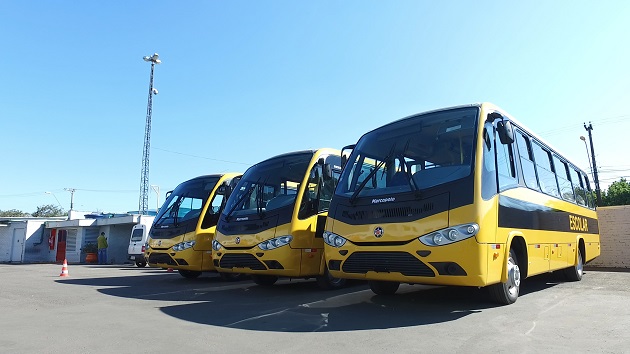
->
1, 264, 629, 353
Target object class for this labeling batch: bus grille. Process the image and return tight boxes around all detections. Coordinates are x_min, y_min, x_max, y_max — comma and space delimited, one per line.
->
148, 253, 177, 266
219, 254, 266, 270
342, 252, 435, 277
341, 204, 434, 221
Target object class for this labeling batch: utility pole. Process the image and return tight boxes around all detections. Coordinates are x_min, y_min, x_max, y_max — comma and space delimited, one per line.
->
139, 53, 161, 215
64, 188, 76, 210
583, 122, 602, 206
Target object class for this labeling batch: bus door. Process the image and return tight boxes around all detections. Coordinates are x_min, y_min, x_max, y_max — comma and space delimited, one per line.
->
294, 155, 341, 275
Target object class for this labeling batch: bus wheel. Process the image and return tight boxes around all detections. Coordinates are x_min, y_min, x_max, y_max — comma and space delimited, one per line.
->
563, 247, 584, 281
316, 267, 347, 290
178, 270, 202, 279
252, 275, 278, 286
135, 261, 147, 268
489, 248, 520, 305
369, 280, 399, 295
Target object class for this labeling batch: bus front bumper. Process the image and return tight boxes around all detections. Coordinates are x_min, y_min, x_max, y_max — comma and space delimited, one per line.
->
324, 238, 491, 287
213, 246, 319, 278
146, 248, 214, 272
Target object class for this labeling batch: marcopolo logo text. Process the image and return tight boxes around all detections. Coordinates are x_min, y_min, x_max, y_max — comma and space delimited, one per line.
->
372, 197, 396, 204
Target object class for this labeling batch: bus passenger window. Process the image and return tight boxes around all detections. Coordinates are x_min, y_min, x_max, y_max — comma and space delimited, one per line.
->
481, 124, 497, 199
553, 155, 575, 202
496, 137, 518, 191
582, 173, 595, 208
515, 132, 539, 190
532, 142, 560, 198
570, 167, 586, 206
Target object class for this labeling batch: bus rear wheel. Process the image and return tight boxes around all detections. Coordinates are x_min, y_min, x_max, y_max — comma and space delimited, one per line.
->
178, 270, 202, 279
563, 247, 584, 281
316, 267, 347, 290
489, 248, 520, 305
252, 275, 278, 286
369, 280, 400, 295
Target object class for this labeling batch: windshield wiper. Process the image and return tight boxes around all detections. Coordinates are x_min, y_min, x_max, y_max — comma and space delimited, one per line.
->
349, 145, 396, 205
224, 179, 259, 221
400, 139, 420, 193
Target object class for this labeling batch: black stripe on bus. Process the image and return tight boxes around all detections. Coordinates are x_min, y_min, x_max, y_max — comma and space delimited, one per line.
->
498, 195, 599, 234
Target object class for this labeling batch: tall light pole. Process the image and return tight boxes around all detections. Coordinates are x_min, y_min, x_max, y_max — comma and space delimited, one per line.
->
584, 122, 601, 206
579, 136, 593, 181
45, 191, 63, 210
139, 53, 161, 215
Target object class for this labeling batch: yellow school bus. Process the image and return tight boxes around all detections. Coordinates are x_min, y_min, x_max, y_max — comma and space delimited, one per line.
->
146, 173, 241, 279
323, 103, 600, 304
211, 149, 347, 289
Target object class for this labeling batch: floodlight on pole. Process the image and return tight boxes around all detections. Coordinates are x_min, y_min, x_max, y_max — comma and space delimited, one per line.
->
45, 191, 63, 210
139, 53, 161, 215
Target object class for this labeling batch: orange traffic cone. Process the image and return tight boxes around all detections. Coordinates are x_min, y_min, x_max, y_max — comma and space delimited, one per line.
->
167, 268, 174, 272
59, 259, 69, 277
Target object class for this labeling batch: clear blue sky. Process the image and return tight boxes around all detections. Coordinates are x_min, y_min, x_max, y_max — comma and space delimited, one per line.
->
1, 1, 629, 214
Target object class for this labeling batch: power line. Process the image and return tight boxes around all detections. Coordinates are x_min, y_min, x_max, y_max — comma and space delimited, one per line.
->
152, 146, 252, 165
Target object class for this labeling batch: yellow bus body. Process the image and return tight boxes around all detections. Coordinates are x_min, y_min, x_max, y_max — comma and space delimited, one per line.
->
212, 148, 341, 284
146, 173, 241, 274
323, 102, 600, 303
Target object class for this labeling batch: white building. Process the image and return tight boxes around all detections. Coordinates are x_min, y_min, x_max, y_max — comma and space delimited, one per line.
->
0, 213, 154, 264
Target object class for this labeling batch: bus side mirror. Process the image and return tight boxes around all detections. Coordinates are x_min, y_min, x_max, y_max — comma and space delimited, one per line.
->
497, 120, 514, 144
341, 144, 355, 169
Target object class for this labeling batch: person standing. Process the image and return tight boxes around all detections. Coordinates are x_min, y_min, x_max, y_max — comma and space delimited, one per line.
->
97, 232, 108, 265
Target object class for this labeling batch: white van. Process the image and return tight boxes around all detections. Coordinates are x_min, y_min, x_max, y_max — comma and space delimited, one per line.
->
128, 223, 150, 267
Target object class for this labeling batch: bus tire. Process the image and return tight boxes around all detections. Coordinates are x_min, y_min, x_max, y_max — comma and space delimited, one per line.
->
252, 274, 278, 286
563, 247, 584, 281
178, 270, 202, 279
489, 248, 520, 305
316, 267, 347, 290
135, 261, 147, 268
369, 280, 399, 295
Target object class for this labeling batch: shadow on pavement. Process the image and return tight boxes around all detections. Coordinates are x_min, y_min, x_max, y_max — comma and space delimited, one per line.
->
56, 267, 570, 332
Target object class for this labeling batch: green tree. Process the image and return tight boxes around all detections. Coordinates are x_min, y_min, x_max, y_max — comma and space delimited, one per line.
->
0, 209, 30, 217
31, 204, 66, 217
601, 178, 630, 206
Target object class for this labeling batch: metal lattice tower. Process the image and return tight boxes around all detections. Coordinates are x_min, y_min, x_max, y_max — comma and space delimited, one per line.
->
139, 53, 161, 215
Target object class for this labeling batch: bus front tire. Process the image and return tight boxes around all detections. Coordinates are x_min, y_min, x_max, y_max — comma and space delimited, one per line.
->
489, 248, 520, 305
563, 247, 584, 281
178, 270, 202, 279
135, 261, 147, 268
252, 275, 278, 286
369, 280, 400, 295
316, 267, 347, 290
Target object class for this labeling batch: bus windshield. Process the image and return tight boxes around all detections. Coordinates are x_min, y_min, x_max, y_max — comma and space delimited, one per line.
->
154, 176, 220, 228
337, 107, 479, 199
223, 152, 313, 219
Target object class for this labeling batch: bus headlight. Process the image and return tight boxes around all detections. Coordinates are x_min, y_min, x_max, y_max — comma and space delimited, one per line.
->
212, 240, 223, 251
419, 223, 479, 246
259, 235, 293, 251
173, 240, 196, 251
323, 231, 347, 248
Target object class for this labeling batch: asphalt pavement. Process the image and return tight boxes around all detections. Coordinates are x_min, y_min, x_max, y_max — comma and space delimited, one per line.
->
1, 263, 628, 353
